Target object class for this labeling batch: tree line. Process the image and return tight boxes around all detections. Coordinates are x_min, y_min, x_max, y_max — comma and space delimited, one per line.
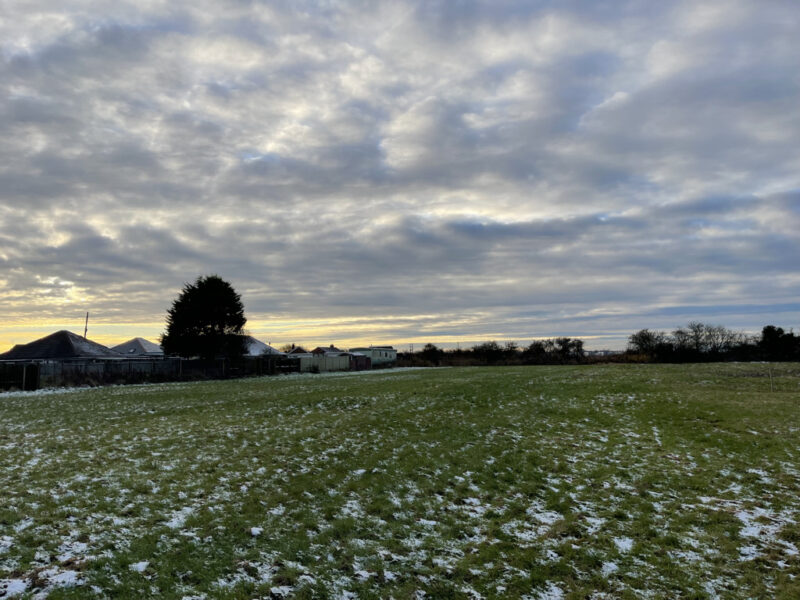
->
399, 323, 799, 367
399, 338, 587, 367
160, 276, 797, 366
627, 323, 799, 362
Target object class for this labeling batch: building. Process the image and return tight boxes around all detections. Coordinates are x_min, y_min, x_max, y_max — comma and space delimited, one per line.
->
348, 345, 397, 367
347, 352, 371, 371
0, 330, 122, 361
311, 344, 345, 355
111, 337, 164, 357
244, 336, 284, 357
297, 354, 350, 373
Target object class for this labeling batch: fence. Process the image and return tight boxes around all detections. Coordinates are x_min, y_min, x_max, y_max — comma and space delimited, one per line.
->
0, 362, 40, 391
0, 356, 302, 392
298, 355, 351, 373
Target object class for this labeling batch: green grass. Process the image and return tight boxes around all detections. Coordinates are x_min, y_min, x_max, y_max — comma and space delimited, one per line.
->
1, 363, 800, 599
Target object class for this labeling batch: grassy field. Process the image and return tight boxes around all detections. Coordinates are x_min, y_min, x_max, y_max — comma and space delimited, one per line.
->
1, 363, 800, 599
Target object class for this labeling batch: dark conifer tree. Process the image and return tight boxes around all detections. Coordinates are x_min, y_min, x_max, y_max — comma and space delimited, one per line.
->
161, 275, 247, 360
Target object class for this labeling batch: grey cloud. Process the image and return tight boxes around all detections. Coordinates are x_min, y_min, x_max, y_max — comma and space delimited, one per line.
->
1, 0, 798, 348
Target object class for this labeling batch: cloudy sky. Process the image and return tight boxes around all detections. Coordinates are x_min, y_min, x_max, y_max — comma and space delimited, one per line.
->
1, 0, 798, 352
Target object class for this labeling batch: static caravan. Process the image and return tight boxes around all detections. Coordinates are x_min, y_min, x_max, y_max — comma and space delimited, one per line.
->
348, 346, 397, 367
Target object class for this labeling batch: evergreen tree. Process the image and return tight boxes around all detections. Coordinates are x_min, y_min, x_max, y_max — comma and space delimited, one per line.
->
161, 275, 247, 360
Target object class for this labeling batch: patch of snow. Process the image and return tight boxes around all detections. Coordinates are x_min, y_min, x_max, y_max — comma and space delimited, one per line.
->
601, 562, 618, 577
165, 506, 193, 529
735, 507, 781, 539
781, 540, 799, 556
13, 518, 33, 532
130, 561, 149, 573
250, 527, 263, 537
702, 578, 724, 600
613, 537, 633, 553
526, 501, 562, 525
418, 519, 438, 527
584, 517, 605, 534
0, 579, 28, 597
339, 499, 363, 518
739, 545, 759, 561
533, 582, 565, 599
57, 540, 88, 562
0, 537, 12, 554
669, 550, 702, 562
41, 568, 82, 587
270, 585, 294, 597
746, 468, 773, 483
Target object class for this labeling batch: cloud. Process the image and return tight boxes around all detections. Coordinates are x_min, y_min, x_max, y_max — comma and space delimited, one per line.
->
0, 0, 798, 350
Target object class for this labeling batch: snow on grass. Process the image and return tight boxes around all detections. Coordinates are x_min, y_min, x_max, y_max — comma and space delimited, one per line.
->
531, 581, 565, 599
2, 363, 800, 597
0, 579, 28, 597
130, 560, 149, 573
613, 537, 634, 553
164, 506, 194, 529
601, 561, 619, 577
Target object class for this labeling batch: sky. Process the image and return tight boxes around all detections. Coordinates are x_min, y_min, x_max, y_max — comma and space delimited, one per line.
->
1, 0, 799, 352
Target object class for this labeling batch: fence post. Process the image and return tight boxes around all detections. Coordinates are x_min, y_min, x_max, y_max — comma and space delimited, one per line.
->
22, 364, 27, 390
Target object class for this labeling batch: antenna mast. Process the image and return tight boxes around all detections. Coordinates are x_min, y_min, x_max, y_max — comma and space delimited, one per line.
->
84, 312, 89, 339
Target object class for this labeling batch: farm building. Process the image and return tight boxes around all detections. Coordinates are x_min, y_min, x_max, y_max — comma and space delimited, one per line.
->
348, 345, 397, 367
111, 337, 164, 357
0, 330, 122, 360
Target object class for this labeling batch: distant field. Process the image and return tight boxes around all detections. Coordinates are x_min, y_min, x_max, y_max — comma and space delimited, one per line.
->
1, 364, 800, 599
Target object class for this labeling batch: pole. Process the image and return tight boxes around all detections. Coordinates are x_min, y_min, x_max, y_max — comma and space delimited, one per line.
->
84, 312, 89, 339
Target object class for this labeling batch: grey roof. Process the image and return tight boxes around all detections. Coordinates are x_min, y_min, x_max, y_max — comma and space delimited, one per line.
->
0, 330, 123, 360
111, 337, 164, 356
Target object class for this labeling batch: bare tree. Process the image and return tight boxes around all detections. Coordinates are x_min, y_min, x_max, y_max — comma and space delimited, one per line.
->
628, 329, 666, 355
